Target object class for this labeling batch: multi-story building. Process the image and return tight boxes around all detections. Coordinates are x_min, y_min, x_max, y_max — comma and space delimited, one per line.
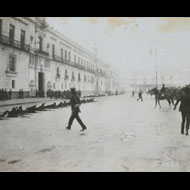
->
0, 17, 120, 99
0, 17, 32, 98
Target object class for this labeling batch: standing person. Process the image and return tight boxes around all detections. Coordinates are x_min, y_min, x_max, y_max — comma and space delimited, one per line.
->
66, 88, 87, 131
160, 84, 166, 97
131, 91, 135, 98
9, 89, 12, 100
137, 90, 143, 102
174, 87, 190, 136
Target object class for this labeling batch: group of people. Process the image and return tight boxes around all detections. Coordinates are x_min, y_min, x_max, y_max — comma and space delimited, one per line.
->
158, 84, 190, 136
2, 84, 190, 135
0, 89, 25, 101
132, 84, 167, 102
46, 89, 81, 99
0, 88, 91, 132
131, 90, 143, 102
132, 84, 190, 136
0, 89, 11, 101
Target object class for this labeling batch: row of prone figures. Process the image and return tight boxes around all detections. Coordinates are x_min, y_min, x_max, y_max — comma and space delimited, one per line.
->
0, 98, 95, 119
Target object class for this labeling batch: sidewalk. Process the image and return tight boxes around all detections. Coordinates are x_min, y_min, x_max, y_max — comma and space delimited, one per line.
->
0, 97, 71, 114
0, 98, 60, 107
0, 95, 100, 114
0, 95, 100, 107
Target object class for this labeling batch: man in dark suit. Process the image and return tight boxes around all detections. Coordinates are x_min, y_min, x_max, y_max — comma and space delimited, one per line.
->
66, 88, 87, 131
160, 84, 166, 97
174, 87, 190, 136
137, 90, 143, 102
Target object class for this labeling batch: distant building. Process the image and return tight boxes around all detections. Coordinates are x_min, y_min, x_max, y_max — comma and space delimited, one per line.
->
130, 74, 176, 92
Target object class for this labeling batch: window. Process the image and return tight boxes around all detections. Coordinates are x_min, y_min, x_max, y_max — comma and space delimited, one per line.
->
78, 73, 81, 82
53, 83, 55, 89
68, 52, 71, 62
61, 83, 64, 89
72, 71, 75, 80
61, 49, 63, 60
84, 75, 86, 82
52, 44, 55, 57
9, 56, 16, 72
65, 69, 68, 79
20, 30, 25, 47
38, 36, 43, 51
9, 24, 15, 44
12, 80, 15, 89
56, 68, 60, 78
65, 51, 67, 60
57, 68, 60, 75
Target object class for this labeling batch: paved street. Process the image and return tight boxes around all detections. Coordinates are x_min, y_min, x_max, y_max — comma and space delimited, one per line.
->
0, 94, 190, 172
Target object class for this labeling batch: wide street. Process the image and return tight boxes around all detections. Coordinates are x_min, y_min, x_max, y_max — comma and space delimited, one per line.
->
0, 94, 190, 172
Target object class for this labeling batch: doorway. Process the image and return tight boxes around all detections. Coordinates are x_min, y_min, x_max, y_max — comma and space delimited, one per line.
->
38, 72, 45, 97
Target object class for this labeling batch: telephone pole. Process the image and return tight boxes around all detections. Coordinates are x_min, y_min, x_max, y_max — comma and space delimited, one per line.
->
155, 48, 158, 88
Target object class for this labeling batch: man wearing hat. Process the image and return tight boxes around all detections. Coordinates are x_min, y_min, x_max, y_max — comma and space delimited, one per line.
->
160, 84, 166, 97
66, 88, 87, 131
174, 86, 190, 136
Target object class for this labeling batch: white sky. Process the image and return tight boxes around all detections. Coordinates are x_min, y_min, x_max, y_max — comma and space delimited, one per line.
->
47, 17, 190, 82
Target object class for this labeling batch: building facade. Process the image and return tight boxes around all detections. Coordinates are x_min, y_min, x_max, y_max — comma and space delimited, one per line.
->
130, 74, 177, 93
0, 17, 120, 99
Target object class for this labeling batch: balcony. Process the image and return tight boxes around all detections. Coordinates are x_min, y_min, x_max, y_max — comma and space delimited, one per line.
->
36, 49, 49, 56
6, 69, 17, 77
52, 54, 96, 74
0, 34, 30, 52
53, 54, 64, 62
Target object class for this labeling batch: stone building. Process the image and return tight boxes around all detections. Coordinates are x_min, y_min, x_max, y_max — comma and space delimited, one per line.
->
0, 17, 32, 98
0, 17, 120, 99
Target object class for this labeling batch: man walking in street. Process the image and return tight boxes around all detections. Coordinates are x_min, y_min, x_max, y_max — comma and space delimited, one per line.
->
137, 90, 143, 102
66, 88, 87, 131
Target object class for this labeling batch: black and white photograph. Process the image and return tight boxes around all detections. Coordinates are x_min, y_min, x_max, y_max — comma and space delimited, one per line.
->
0, 17, 190, 172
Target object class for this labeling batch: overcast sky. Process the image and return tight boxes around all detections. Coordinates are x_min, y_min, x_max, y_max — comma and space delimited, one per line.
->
47, 17, 190, 82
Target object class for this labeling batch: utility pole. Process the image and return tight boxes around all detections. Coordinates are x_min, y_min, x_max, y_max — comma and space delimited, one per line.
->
155, 48, 158, 88
94, 43, 99, 95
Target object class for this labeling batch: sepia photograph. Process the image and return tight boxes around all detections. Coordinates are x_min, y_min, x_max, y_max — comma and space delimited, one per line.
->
0, 17, 190, 172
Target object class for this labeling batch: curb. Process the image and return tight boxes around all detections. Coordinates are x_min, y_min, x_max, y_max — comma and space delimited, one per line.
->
0, 99, 66, 108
